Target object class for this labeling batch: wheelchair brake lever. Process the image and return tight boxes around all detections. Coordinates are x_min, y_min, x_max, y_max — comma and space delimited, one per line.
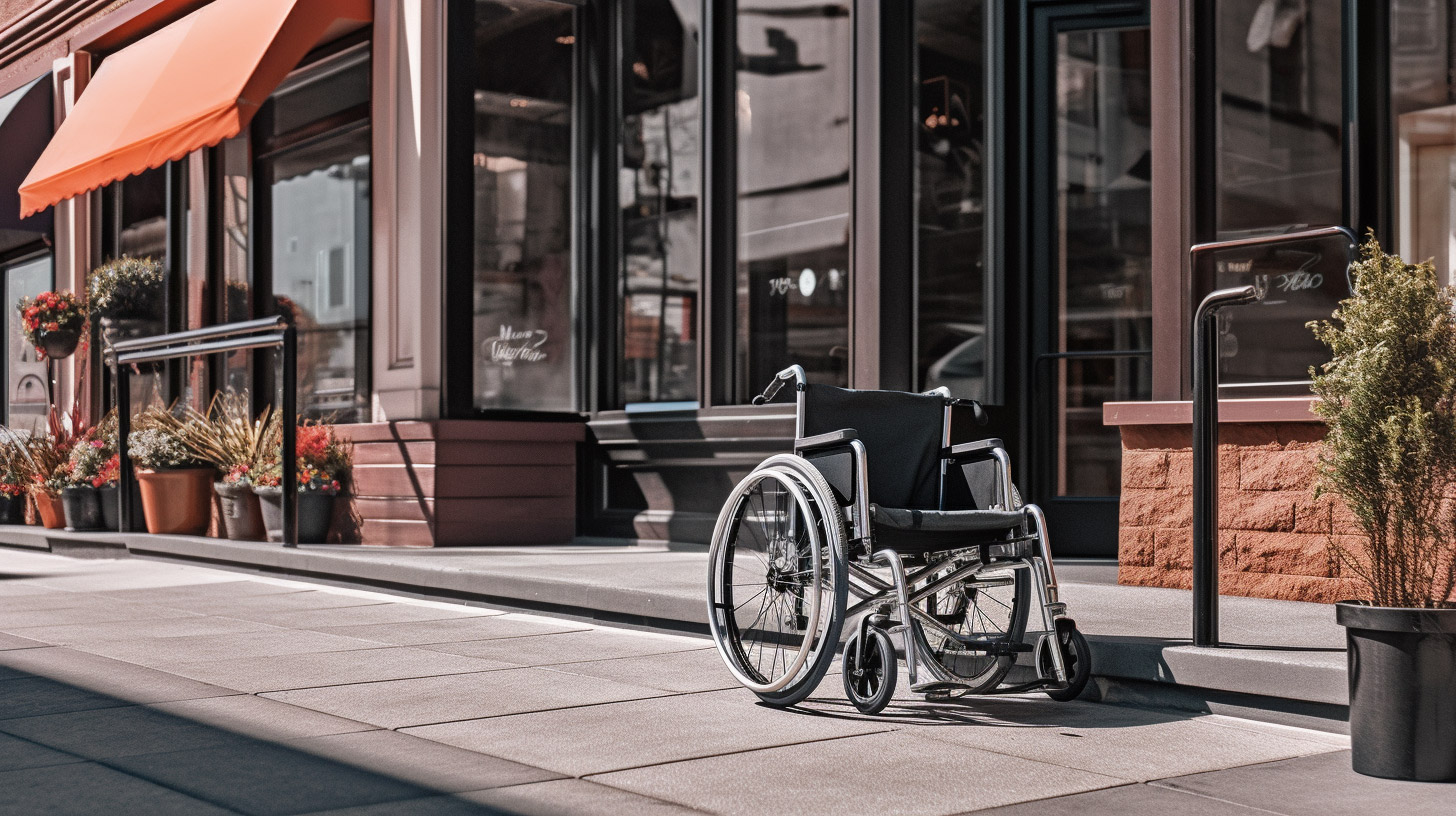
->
948, 398, 990, 426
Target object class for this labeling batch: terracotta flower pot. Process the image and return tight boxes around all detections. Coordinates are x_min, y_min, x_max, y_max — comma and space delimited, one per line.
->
136, 468, 213, 535
32, 491, 65, 529
61, 486, 104, 532
214, 482, 266, 541
0, 493, 25, 524
255, 487, 335, 544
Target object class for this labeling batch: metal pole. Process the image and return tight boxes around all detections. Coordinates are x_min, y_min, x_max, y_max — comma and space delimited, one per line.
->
1191, 286, 1260, 647
116, 361, 133, 533
281, 324, 297, 548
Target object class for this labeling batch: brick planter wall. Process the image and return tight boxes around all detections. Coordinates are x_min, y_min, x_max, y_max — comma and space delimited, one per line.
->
334, 420, 585, 547
1117, 422, 1366, 603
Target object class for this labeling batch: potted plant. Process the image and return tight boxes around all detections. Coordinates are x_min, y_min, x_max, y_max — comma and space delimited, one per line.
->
128, 407, 214, 536
23, 436, 70, 529
253, 421, 351, 544
18, 289, 86, 360
61, 432, 107, 532
195, 393, 270, 541
87, 256, 163, 344
1310, 235, 1456, 782
0, 434, 30, 524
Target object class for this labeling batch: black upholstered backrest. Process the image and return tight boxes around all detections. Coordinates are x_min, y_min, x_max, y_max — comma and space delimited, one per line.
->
801, 384, 946, 509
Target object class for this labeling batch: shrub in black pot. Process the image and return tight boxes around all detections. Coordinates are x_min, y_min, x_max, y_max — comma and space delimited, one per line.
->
1310, 234, 1456, 782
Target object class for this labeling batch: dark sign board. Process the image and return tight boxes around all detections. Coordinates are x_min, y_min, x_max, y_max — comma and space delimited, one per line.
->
1191, 227, 1357, 396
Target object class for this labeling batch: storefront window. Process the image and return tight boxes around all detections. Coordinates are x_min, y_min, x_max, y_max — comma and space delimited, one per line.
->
470, 0, 579, 412
916, 1, 988, 399
102, 166, 169, 261
3, 253, 50, 432
258, 48, 372, 423
735, 1, 852, 397
1392, 0, 1456, 283
617, 0, 700, 408
1214, 0, 1342, 236
216, 136, 252, 395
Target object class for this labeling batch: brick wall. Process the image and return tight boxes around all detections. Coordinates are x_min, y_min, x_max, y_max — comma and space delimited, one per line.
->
1117, 422, 1366, 603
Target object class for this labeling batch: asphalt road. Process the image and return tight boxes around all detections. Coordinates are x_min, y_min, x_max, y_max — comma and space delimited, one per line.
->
0, 548, 1444, 816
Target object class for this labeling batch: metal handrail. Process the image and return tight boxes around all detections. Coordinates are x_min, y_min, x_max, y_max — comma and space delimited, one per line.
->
111, 318, 299, 548
109, 315, 287, 353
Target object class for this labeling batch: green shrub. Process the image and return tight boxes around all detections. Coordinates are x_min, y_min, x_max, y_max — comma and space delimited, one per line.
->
1310, 234, 1456, 608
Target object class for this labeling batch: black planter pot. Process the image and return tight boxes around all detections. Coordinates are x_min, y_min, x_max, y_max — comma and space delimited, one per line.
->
61, 486, 105, 532
255, 487, 335, 544
1336, 602, 1456, 781
0, 493, 24, 524
98, 484, 120, 531
38, 327, 80, 360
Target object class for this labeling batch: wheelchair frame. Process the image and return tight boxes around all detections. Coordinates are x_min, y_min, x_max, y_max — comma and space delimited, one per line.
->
710, 365, 1086, 710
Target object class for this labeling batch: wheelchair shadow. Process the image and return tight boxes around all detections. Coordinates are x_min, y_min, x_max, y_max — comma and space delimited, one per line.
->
763, 690, 1204, 731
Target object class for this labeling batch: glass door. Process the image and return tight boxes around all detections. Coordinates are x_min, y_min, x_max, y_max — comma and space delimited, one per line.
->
1028, 2, 1151, 556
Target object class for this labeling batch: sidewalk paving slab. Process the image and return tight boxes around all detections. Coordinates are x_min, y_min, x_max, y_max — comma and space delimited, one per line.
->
0, 762, 239, 816
593, 730, 1127, 816
163, 645, 516, 693
402, 688, 897, 777
262, 666, 677, 729
311, 613, 588, 647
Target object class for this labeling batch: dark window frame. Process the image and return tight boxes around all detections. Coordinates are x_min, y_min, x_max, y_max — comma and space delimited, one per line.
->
443, 0, 600, 421
0, 245, 54, 427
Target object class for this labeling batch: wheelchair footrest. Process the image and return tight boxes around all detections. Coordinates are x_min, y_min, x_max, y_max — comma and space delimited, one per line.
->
911, 681, 971, 696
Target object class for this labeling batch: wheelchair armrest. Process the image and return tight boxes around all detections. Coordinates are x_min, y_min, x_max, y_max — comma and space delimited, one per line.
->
941, 438, 1004, 461
795, 429, 858, 453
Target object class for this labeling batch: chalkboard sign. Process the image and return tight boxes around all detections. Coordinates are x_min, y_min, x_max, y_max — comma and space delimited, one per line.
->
1192, 227, 1357, 396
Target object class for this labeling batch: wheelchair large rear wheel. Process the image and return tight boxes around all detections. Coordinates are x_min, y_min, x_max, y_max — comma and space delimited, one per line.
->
910, 556, 1031, 693
707, 461, 847, 706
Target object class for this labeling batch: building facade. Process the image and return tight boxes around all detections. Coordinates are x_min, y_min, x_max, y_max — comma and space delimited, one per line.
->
0, 1, 1447, 566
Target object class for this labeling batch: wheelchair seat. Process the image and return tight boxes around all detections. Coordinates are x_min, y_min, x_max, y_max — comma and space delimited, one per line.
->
798, 383, 1020, 555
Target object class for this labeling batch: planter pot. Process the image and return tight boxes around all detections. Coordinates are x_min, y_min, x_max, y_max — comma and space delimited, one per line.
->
214, 482, 265, 541
37, 327, 80, 360
255, 487, 335, 544
32, 491, 65, 529
61, 486, 104, 532
98, 484, 120, 531
0, 493, 25, 524
136, 468, 213, 535
1336, 602, 1456, 781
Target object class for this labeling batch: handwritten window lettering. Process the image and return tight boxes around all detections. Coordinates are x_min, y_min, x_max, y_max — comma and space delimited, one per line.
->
486, 326, 549, 365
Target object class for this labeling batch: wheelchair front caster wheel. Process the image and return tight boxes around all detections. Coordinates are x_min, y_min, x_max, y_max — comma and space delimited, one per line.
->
1044, 621, 1091, 702
842, 628, 897, 714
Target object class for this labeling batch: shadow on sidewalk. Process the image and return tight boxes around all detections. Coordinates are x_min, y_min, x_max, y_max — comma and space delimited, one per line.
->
0, 667, 534, 815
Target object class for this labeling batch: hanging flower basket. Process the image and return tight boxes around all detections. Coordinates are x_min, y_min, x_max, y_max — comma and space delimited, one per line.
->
18, 290, 86, 361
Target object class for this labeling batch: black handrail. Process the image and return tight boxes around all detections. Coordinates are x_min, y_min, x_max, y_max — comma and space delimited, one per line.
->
1190, 286, 1261, 647
110, 319, 299, 548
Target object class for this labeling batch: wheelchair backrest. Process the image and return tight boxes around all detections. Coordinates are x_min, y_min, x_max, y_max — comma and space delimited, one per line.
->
801, 384, 946, 510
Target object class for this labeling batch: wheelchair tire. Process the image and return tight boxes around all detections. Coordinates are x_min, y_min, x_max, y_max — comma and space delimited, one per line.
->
707, 459, 847, 707
842, 627, 897, 715
1044, 620, 1092, 702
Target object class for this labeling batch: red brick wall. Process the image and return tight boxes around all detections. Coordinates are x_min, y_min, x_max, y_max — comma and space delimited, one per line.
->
1117, 422, 1366, 603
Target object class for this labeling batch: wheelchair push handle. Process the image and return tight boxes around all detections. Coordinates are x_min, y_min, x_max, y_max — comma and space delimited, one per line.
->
955, 398, 990, 427
751, 365, 807, 405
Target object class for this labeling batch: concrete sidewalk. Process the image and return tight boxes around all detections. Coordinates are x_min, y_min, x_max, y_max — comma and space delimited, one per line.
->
0, 528, 1350, 714
1, 549, 1446, 816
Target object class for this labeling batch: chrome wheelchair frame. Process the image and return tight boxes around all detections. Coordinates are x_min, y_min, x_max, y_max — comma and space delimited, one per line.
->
706, 365, 1090, 713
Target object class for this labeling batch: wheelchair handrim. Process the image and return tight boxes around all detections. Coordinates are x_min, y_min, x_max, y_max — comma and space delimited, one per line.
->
706, 468, 825, 694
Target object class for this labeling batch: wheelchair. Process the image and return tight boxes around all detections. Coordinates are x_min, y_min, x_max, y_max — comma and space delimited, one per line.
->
706, 366, 1090, 714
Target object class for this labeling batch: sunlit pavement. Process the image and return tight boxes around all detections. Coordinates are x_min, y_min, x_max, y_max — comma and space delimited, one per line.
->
0, 548, 1445, 816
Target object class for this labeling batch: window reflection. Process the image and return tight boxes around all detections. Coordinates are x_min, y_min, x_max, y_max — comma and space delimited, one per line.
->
471, 0, 578, 412
736, 1, 852, 397
1393, 0, 1456, 283
917, 1, 987, 400
618, 0, 700, 408
4, 255, 49, 433
1215, 0, 1342, 236
266, 130, 372, 424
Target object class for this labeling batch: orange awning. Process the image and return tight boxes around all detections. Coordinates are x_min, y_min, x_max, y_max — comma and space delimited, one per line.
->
18, 0, 371, 218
